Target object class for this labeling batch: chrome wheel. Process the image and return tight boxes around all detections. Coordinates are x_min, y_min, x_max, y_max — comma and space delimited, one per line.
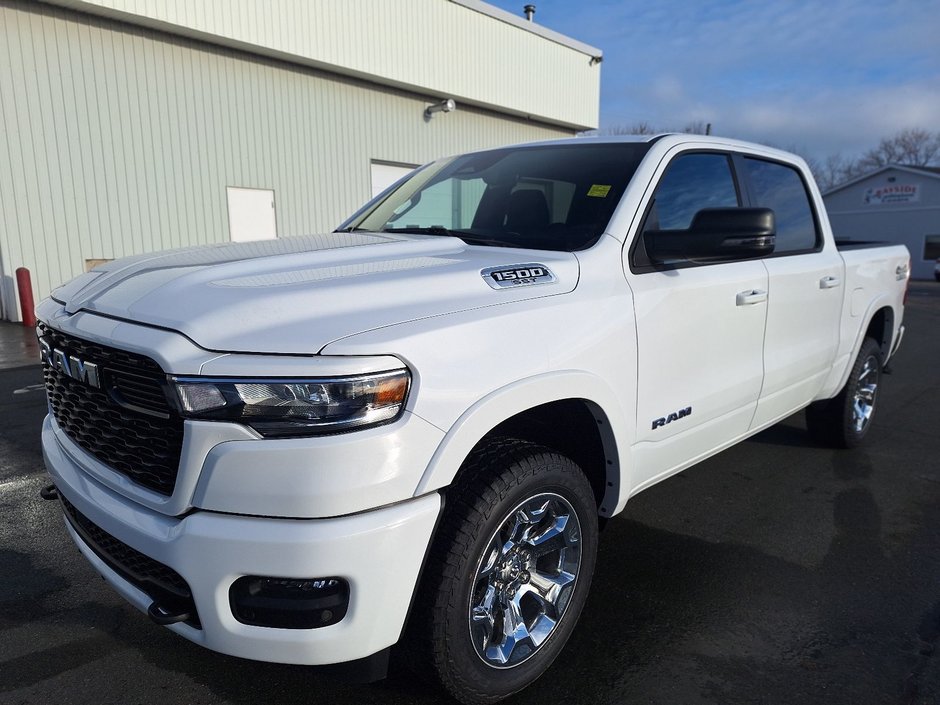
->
418, 440, 598, 703
468, 492, 582, 669
851, 355, 879, 434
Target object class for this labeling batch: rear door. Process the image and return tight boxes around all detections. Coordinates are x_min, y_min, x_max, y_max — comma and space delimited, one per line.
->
740, 156, 844, 428
625, 151, 768, 491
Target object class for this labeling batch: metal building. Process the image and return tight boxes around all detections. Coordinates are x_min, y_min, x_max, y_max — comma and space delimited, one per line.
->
824, 165, 940, 280
0, 0, 601, 320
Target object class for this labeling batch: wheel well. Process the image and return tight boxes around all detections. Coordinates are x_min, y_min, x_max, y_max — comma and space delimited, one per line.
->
865, 306, 894, 359
451, 399, 617, 520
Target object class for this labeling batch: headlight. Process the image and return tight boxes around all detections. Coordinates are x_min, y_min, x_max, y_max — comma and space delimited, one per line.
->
171, 369, 410, 438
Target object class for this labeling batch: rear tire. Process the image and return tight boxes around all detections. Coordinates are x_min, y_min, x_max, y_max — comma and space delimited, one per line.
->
805, 337, 883, 448
412, 438, 598, 705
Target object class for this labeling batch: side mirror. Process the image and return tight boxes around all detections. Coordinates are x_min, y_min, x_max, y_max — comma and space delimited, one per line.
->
645, 207, 776, 262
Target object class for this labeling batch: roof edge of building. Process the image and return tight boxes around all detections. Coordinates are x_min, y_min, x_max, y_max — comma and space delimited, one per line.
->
823, 163, 940, 197
448, 0, 603, 58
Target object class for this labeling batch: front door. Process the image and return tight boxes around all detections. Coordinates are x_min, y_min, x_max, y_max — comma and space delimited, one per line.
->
625, 151, 768, 493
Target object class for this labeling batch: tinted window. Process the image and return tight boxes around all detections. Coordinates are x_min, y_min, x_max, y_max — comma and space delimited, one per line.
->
645, 153, 738, 231
383, 178, 487, 230
346, 143, 651, 252
743, 158, 818, 253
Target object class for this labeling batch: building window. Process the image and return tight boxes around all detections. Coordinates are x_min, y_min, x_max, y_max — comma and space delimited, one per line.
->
226, 187, 277, 242
924, 235, 940, 261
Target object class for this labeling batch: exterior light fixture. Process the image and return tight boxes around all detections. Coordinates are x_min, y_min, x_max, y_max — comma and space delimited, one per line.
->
425, 99, 456, 119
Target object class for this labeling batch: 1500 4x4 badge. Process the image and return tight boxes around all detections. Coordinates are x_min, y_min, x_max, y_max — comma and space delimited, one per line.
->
481, 263, 556, 290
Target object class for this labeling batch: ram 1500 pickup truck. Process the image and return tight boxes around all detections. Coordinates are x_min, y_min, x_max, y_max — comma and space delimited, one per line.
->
38, 135, 909, 704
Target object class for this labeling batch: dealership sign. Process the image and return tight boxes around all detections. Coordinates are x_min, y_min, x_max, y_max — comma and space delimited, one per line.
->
863, 183, 919, 205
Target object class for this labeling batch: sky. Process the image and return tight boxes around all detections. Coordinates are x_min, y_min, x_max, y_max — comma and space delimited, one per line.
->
486, 0, 940, 162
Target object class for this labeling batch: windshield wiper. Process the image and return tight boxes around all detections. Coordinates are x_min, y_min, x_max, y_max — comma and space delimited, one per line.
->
382, 226, 455, 236
381, 226, 514, 248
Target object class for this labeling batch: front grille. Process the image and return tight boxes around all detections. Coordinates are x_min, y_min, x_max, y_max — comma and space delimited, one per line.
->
39, 323, 184, 496
60, 495, 199, 627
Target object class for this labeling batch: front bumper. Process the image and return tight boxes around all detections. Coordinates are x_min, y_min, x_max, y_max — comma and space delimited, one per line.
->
43, 415, 442, 665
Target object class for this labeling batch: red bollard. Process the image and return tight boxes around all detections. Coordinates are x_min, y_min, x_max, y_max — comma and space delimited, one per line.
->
15, 267, 36, 327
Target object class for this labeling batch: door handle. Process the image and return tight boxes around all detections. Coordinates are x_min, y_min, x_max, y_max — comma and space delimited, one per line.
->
736, 289, 767, 306
820, 276, 841, 289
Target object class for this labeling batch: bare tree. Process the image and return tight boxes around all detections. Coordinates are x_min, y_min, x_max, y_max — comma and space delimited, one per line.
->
581, 120, 661, 136
600, 121, 656, 135
811, 129, 940, 191
598, 120, 711, 136
816, 153, 849, 192
681, 120, 710, 135
856, 128, 940, 170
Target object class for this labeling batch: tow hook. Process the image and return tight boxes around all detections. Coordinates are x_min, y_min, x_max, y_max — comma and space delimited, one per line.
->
39, 484, 60, 501
148, 601, 192, 626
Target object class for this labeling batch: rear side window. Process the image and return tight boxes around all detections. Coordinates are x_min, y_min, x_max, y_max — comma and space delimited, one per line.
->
644, 153, 739, 231
743, 158, 819, 253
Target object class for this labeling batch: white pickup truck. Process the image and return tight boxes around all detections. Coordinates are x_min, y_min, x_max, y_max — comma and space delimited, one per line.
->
38, 134, 909, 704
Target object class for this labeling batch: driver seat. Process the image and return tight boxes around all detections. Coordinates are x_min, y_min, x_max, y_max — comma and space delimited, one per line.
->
504, 189, 550, 233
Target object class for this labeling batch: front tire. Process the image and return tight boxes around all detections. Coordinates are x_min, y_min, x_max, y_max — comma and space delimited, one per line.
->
806, 336, 883, 448
415, 438, 598, 705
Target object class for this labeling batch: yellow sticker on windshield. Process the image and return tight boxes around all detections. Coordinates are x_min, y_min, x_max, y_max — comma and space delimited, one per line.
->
587, 184, 611, 197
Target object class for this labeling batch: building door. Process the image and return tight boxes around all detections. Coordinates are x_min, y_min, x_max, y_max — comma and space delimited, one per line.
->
227, 187, 277, 242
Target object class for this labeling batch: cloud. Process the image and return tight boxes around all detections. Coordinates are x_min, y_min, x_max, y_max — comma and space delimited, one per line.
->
649, 75, 685, 104
499, 0, 940, 160
623, 78, 940, 158
747, 81, 940, 156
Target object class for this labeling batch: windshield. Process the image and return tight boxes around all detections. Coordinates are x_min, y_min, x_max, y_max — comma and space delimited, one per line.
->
342, 142, 652, 252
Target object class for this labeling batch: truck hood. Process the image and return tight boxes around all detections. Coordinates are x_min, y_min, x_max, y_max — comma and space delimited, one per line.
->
51, 232, 579, 354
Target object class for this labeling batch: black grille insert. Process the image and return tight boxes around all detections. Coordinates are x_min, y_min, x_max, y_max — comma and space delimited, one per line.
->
38, 323, 184, 496
60, 494, 200, 628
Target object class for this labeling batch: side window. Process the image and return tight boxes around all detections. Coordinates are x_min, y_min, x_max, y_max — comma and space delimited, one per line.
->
743, 158, 819, 253
644, 153, 739, 232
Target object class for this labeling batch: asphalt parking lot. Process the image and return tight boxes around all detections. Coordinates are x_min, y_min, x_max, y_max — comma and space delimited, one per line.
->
1, 281, 938, 705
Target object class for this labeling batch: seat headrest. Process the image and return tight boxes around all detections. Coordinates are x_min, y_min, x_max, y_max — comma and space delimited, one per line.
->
505, 189, 550, 231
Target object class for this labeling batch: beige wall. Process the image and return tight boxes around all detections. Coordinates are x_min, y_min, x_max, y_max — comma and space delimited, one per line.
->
0, 1, 574, 319
44, 0, 601, 130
